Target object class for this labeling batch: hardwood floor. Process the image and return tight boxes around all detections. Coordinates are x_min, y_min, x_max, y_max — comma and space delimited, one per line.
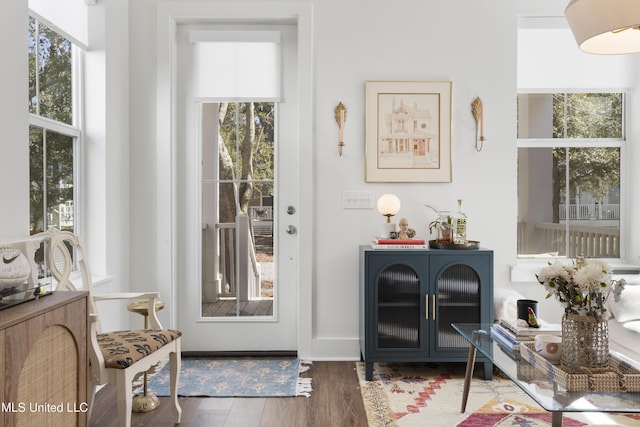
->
202, 299, 274, 317
89, 361, 368, 427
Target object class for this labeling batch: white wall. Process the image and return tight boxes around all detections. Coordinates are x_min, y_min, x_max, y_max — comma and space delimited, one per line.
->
0, 0, 29, 237
29, 0, 87, 47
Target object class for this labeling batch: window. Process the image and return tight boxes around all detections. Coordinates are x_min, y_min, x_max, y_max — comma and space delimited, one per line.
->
201, 101, 277, 317
517, 92, 623, 259
28, 16, 81, 235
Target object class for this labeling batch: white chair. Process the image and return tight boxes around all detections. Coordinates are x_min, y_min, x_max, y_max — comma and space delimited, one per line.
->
41, 228, 182, 426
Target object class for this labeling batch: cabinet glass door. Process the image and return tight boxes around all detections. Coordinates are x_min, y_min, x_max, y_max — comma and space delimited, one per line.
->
435, 263, 480, 350
376, 264, 421, 348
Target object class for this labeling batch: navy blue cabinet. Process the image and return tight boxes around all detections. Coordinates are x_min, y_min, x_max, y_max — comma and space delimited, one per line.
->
359, 246, 494, 380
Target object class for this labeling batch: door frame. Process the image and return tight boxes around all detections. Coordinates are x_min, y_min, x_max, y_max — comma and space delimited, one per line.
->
155, 2, 313, 358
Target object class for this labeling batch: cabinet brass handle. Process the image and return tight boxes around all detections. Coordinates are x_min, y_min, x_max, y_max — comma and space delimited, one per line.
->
425, 294, 429, 320
432, 295, 436, 320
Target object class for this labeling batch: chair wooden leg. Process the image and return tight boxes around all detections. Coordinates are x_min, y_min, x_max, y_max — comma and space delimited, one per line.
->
115, 371, 133, 427
170, 345, 182, 423
86, 381, 98, 423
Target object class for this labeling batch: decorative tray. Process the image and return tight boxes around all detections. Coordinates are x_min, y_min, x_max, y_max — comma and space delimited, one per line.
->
428, 240, 480, 250
519, 342, 640, 392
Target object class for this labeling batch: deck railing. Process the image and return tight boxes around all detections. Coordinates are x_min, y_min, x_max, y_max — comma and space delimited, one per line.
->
530, 222, 620, 258
235, 213, 261, 301
559, 203, 619, 220
203, 214, 261, 302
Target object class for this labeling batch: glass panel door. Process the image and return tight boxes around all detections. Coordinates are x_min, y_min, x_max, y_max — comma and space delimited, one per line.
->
376, 264, 421, 348
435, 264, 480, 349
201, 102, 275, 318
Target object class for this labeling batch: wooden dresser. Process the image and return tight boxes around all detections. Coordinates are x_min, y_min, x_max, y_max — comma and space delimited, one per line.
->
0, 291, 89, 427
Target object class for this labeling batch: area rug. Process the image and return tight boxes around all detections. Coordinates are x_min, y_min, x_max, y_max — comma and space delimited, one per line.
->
136, 358, 312, 397
356, 362, 640, 427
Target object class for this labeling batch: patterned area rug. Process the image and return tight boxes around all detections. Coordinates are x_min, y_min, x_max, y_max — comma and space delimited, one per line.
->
136, 358, 312, 397
356, 362, 640, 427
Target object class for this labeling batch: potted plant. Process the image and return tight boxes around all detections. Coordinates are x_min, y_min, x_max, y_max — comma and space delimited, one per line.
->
428, 212, 453, 242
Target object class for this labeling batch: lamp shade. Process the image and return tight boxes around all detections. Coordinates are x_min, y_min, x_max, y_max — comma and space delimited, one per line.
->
565, 0, 640, 54
377, 194, 401, 218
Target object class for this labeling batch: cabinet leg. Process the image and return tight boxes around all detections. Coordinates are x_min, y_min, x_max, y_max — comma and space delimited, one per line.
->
461, 346, 477, 413
365, 362, 374, 381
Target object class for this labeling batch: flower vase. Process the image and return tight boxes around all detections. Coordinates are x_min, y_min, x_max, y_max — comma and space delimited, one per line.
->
560, 313, 609, 373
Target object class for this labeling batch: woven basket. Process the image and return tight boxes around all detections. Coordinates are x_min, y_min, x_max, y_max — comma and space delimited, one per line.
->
520, 342, 640, 392
560, 313, 609, 373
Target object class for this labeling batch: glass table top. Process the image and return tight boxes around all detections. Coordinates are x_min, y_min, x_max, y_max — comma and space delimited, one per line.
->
452, 323, 640, 415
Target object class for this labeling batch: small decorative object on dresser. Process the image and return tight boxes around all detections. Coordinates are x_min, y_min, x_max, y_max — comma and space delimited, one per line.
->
537, 257, 626, 372
425, 201, 479, 249
0, 247, 31, 291
428, 209, 453, 243
397, 217, 415, 240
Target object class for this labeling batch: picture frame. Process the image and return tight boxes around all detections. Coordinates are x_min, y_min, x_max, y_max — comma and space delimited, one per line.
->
365, 80, 452, 182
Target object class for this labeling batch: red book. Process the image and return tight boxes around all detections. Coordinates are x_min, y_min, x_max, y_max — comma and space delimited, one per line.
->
374, 238, 426, 245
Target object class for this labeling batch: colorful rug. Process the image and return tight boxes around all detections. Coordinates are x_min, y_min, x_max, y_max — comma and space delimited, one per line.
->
356, 362, 640, 426
136, 358, 312, 397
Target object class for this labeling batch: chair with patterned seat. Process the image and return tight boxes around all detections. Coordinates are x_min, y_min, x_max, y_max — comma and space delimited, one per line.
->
41, 227, 182, 426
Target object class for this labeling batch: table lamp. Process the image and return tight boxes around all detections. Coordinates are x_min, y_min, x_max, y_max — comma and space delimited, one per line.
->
377, 194, 401, 238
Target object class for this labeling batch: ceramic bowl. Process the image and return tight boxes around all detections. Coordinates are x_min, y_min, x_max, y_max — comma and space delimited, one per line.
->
534, 334, 562, 363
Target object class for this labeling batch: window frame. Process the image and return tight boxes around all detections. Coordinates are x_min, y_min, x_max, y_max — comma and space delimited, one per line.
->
28, 15, 84, 236
516, 89, 627, 263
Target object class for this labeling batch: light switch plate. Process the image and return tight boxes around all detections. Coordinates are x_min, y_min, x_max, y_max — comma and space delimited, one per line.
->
343, 191, 374, 209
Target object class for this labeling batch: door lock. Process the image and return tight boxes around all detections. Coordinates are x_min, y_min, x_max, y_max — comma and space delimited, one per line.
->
286, 225, 297, 235
287, 206, 296, 215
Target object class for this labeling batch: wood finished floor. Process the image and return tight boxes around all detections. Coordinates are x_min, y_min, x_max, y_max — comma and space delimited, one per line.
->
89, 361, 367, 427
202, 299, 274, 317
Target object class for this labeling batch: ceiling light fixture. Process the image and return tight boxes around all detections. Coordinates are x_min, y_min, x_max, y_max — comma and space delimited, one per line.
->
565, 0, 640, 54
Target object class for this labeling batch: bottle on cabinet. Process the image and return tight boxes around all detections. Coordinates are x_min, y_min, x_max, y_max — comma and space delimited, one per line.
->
452, 199, 467, 244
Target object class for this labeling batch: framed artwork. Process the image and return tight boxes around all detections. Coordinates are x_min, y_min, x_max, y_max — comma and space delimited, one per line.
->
365, 80, 452, 182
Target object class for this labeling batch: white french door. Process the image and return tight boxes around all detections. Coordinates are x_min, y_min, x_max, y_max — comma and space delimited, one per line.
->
175, 23, 299, 352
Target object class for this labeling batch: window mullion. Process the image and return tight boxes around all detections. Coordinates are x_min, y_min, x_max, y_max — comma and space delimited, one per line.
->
29, 114, 81, 138
42, 130, 48, 230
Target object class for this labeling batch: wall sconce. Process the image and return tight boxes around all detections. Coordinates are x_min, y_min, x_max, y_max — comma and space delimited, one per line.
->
334, 102, 347, 156
565, 0, 640, 54
377, 194, 401, 238
471, 97, 485, 151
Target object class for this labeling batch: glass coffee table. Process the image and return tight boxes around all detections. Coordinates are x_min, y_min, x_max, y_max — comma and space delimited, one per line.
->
453, 323, 640, 427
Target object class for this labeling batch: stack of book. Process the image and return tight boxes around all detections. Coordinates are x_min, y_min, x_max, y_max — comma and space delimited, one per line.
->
490, 318, 562, 360
370, 237, 427, 249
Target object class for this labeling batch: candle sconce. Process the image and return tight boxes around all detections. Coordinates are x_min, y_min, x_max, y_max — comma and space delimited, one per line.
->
471, 97, 486, 151
334, 102, 347, 156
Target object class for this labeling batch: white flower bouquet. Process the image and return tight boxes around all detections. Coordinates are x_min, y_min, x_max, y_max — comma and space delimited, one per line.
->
536, 257, 625, 319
